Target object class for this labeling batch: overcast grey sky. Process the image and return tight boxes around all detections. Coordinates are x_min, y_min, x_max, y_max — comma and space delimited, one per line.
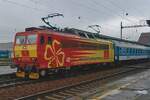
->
0, 0, 150, 43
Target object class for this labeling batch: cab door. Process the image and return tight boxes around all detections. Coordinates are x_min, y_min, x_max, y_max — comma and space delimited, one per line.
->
37, 34, 46, 67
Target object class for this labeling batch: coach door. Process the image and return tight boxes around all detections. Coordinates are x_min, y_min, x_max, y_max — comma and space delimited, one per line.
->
115, 46, 119, 61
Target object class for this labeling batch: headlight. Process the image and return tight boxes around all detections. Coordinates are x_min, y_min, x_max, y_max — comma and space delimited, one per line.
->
18, 58, 21, 61
31, 58, 37, 61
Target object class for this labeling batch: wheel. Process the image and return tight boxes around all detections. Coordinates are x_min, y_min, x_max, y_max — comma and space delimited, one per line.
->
40, 70, 47, 77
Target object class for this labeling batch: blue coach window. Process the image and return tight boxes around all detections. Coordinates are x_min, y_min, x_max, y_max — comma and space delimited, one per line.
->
130, 48, 132, 54
119, 47, 122, 55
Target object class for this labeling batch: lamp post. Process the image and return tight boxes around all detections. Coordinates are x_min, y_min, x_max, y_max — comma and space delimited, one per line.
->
120, 21, 123, 39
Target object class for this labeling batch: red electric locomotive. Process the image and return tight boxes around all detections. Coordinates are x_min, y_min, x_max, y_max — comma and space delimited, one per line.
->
13, 27, 114, 79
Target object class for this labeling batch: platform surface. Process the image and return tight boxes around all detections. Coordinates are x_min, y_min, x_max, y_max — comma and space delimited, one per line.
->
0, 66, 16, 75
91, 68, 150, 100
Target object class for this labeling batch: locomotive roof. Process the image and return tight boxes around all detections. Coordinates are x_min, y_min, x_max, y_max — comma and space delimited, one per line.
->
98, 34, 150, 47
70, 28, 150, 47
17, 27, 112, 44
18, 27, 150, 47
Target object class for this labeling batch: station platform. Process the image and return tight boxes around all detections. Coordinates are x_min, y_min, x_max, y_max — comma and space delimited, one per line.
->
0, 66, 16, 75
91, 68, 150, 100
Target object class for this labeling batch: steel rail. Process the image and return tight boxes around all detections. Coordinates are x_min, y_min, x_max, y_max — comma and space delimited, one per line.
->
16, 67, 141, 100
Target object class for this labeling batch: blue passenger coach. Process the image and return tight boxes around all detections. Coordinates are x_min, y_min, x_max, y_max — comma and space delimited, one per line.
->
94, 33, 150, 62
113, 40, 150, 62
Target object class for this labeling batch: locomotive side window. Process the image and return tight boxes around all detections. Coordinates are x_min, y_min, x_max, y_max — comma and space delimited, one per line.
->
99, 44, 109, 50
40, 35, 45, 44
87, 33, 94, 39
48, 37, 52, 44
78, 32, 87, 38
81, 43, 97, 49
62, 41, 79, 48
93, 33, 101, 39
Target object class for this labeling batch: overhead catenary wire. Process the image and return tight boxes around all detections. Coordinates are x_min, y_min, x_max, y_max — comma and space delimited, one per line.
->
1, 0, 123, 30
1, 0, 106, 27
30, 0, 146, 20
30, 0, 125, 27
105, 0, 146, 21
90, 0, 137, 24
0, 0, 48, 13
1, 0, 147, 26
68, 0, 122, 28
28, 0, 131, 29
1, 0, 137, 35
68, 0, 138, 32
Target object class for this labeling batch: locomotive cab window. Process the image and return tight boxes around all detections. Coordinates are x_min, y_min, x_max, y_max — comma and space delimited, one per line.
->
27, 34, 37, 44
40, 35, 45, 44
16, 35, 26, 44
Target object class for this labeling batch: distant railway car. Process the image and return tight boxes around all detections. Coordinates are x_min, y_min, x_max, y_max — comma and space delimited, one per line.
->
0, 50, 10, 59
13, 28, 114, 79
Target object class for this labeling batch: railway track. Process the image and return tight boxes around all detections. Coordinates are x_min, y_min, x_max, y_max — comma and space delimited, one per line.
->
0, 73, 15, 80
0, 73, 36, 89
0, 71, 67, 89
0, 73, 21, 88
0, 74, 59, 89
16, 63, 149, 100
0, 73, 46, 89
0, 66, 115, 90
0, 62, 149, 100
0, 78, 34, 89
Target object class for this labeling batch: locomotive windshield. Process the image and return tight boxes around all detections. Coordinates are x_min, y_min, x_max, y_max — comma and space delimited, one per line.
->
15, 34, 37, 44
16, 35, 26, 44
27, 34, 37, 44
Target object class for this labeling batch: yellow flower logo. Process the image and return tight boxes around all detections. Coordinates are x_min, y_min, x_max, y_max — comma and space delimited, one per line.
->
44, 40, 65, 68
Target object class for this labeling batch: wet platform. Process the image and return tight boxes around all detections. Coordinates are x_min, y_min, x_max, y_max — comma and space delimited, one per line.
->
90, 68, 150, 100
0, 66, 16, 75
